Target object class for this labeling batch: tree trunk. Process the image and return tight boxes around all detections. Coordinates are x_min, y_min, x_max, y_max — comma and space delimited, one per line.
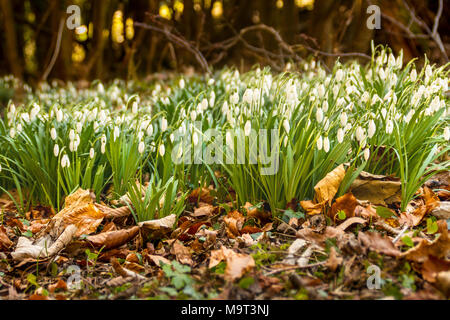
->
0, 0, 23, 79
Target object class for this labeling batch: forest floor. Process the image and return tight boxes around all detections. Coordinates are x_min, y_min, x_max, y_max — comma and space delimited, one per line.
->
0, 169, 449, 300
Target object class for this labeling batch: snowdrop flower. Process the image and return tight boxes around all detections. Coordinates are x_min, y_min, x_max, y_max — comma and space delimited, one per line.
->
50, 128, 57, 140
336, 69, 344, 82
230, 91, 239, 104
410, 69, 417, 82
340, 112, 348, 127
201, 98, 208, 111
101, 143, 106, 154
363, 148, 370, 161
316, 135, 323, 150
193, 132, 199, 146
132, 101, 138, 114
368, 120, 376, 138
159, 144, 165, 157
316, 108, 323, 123
61, 154, 70, 168
243, 88, 253, 104
179, 78, 185, 89
317, 84, 325, 98
425, 65, 432, 79
404, 110, 414, 123
56, 109, 63, 122
76, 122, 83, 133
69, 140, 75, 152
190, 110, 197, 121
138, 141, 145, 154
244, 120, 252, 136
89, 147, 95, 159
69, 129, 75, 141
101, 134, 107, 145
170, 133, 175, 143
444, 127, 450, 141
283, 119, 290, 134
161, 118, 168, 132
381, 108, 387, 118
53, 144, 59, 157
361, 91, 370, 103
113, 126, 120, 141
222, 101, 229, 114
323, 136, 330, 153
146, 124, 154, 136
21, 112, 30, 123
98, 110, 107, 123
386, 119, 394, 134
355, 126, 365, 142
337, 128, 344, 144
322, 100, 329, 112
209, 91, 216, 107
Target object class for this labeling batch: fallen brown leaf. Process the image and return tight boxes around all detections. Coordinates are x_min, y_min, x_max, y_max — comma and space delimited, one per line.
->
209, 246, 255, 281
87, 226, 140, 249
350, 171, 401, 206
421, 256, 450, 283
329, 192, 357, 221
314, 164, 346, 206
0, 226, 13, 250
299, 200, 323, 215
224, 210, 245, 238
325, 247, 343, 272
171, 240, 193, 265
358, 231, 401, 257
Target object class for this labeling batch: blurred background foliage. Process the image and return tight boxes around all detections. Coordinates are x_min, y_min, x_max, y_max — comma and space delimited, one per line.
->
0, 0, 448, 84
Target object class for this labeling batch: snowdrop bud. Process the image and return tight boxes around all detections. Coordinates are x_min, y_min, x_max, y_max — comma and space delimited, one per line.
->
138, 141, 145, 154
244, 120, 252, 136
161, 118, 168, 132
193, 132, 199, 146
53, 144, 59, 157
243, 88, 253, 104
76, 122, 83, 133
69, 129, 75, 141
222, 101, 229, 114
113, 126, 120, 141
316, 108, 324, 123
50, 128, 57, 140
316, 135, 323, 150
386, 119, 394, 134
159, 144, 165, 157
56, 109, 63, 122
9, 103, 16, 114
425, 65, 432, 79
410, 69, 417, 82
89, 147, 95, 159
336, 69, 344, 82
444, 127, 450, 141
323, 136, 330, 153
337, 128, 344, 144
317, 84, 325, 98
340, 112, 348, 127
146, 124, 154, 136
322, 100, 329, 113
69, 140, 75, 152
132, 101, 138, 114
190, 110, 197, 121
283, 119, 290, 134
101, 143, 106, 154
179, 78, 185, 89
209, 91, 216, 107
363, 148, 370, 161
368, 120, 376, 138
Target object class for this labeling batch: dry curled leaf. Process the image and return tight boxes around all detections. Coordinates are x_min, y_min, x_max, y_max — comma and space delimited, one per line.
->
402, 220, 450, 262
299, 200, 323, 215
399, 187, 440, 227
314, 164, 346, 206
138, 214, 176, 240
421, 256, 450, 283
0, 226, 13, 250
188, 187, 214, 204
329, 193, 357, 221
209, 246, 255, 281
95, 203, 131, 219
87, 226, 139, 250
350, 171, 401, 206
170, 240, 193, 266
358, 231, 401, 257
325, 246, 343, 272
192, 203, 215, 217
223, 210, 245, 238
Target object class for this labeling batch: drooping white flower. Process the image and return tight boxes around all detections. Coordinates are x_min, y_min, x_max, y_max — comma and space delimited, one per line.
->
386, 119, 394, 134
444, 127, 450, 141
161, 118, 168, 132
113, 126, 120, 141
230, 91, 239, 105
322, 100, 329, 112
283, 119, 290, 134
56, 109, 63, 122
101, 143, 106, 154
323, 136, 330, 153
61, 154, 70, 168
355, 126, 365, 142
340, 112, 348, 127
316, 135, 323, 150
190, 110, 197, 121
336, 69, 344, 82
76, 122, 83, 133
368, 120, 376, 138
243, 88, 253, 104
193, 132, 199, 146
337, 128, 344, 144
316, 108, 323, 123
69, 129, 75, 141
132, 101, 138, 114
50, 127, 57, 140
179, 78, 185, 89
244, 120, 252, 136
138, 141, 145, 154
363, 148, 370, 161
410, 69, 417, 82
53, 144, 59, 157
159, 144, 165, 157
89, 147, 95, 159
9, 127, 16, 138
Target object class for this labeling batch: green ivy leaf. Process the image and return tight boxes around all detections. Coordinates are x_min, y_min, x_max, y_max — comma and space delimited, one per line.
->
401, 236, 414, 247
376, 206, 395, 219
